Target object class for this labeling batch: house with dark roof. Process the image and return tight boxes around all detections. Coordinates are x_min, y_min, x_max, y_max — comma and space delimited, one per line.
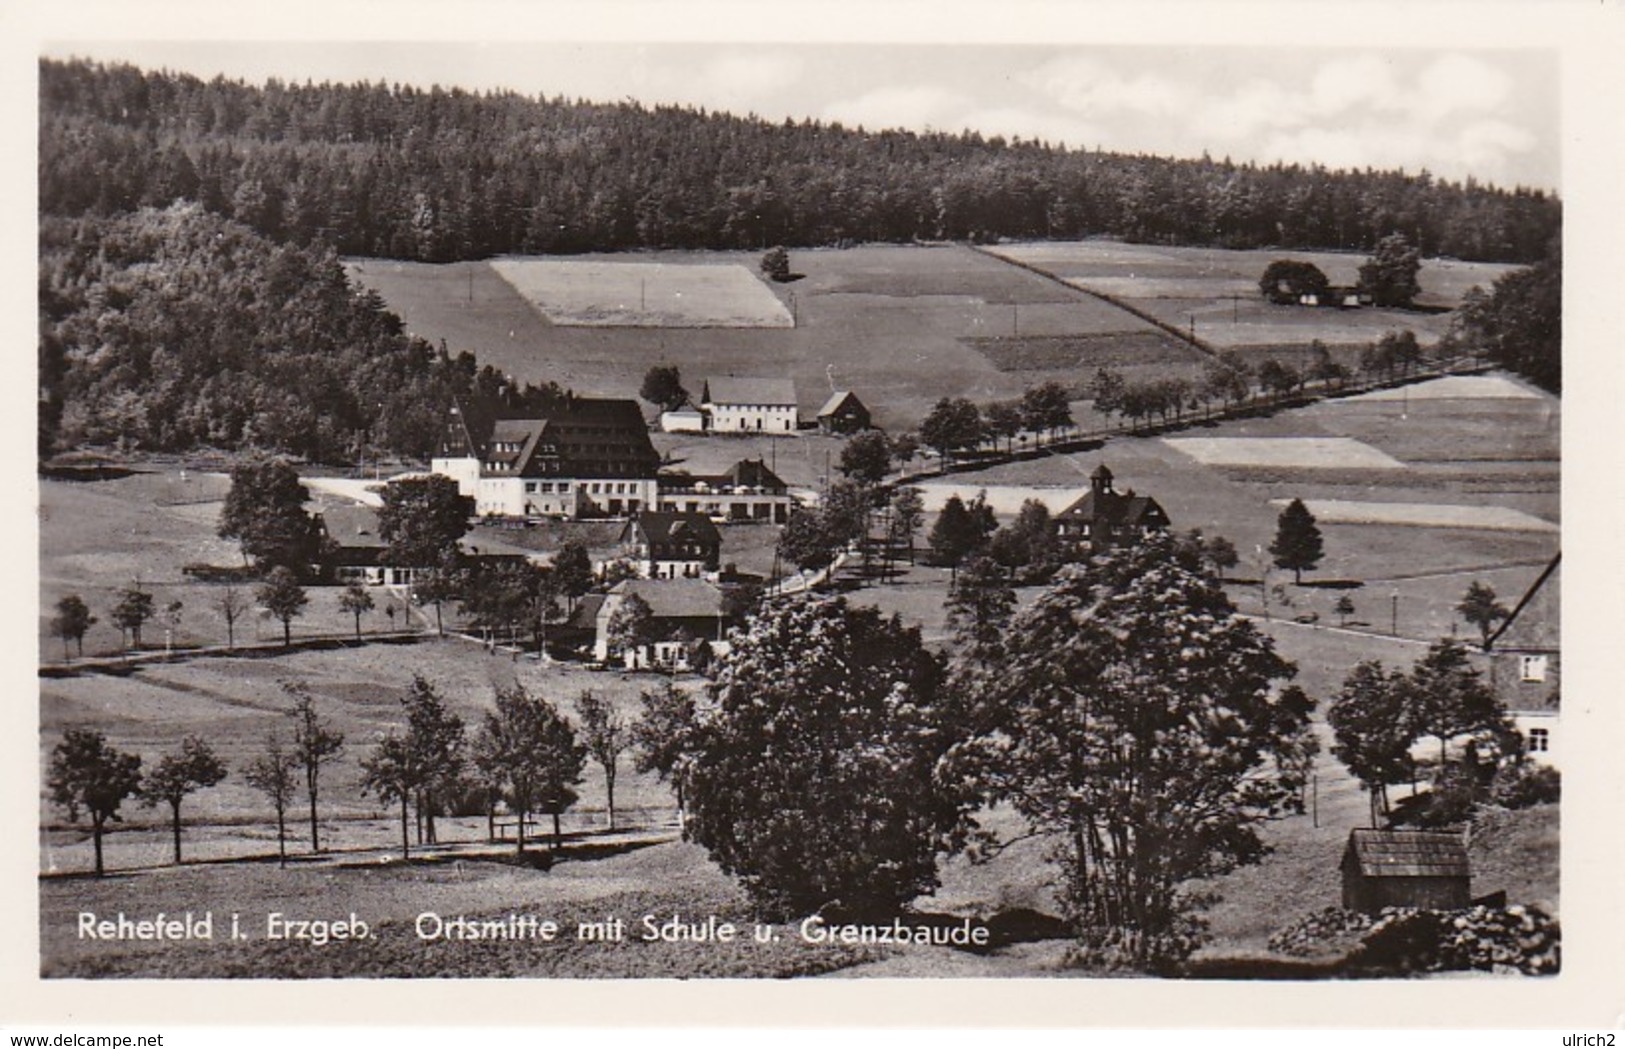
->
1341, 829, 1471, 914
817, 390, 872, 435
1053, 465, 1171, 556
593, 578, 737, 670
657, 457, 796, 523
701, 377, 798, 433
1483, 553, 1561, 766
619, 511, 723, 579
315, 500, 533, 586
431, 397, 661, 519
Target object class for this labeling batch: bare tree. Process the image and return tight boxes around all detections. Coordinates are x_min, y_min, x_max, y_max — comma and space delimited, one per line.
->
243, 731, 298, 866
215, 584, 251, 649
286, 682, 345, 853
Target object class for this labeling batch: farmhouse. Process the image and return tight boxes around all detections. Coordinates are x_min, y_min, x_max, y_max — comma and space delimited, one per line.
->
1340, 829, 1471, 914
315, 502, 533, 585
432, 398, 661, 519
618, 511, 722, 579
657, 458, 796, 524
593, 578, 735, 670
1053, 465, 1171, 555
1484, 553, 1561, 767
817, 390, 872, 435
701, 377, 798, 433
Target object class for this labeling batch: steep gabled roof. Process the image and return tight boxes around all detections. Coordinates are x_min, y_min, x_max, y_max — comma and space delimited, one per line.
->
626, 511, 723, 548
606, 578, 727, 619
703, 377, 797, 407
1488, 552, 1560, 652
1057, 489, 1167, 527
1343, 829, 1470, 879
817, 390, 865, 418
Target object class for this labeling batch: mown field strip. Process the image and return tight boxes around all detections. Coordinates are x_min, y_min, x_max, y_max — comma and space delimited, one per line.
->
1343, 374, 1544, 401
489, 258, 792, 328
912, 482, 1086, 516
1164, 436, 1407, 470
1265, 498, 1558, 532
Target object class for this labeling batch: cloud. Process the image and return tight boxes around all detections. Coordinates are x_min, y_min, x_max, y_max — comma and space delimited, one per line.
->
821, 85, 970, 131
703, 53, 805, 98
1021, 56, 1191, 118
1416, 53, 1514, 120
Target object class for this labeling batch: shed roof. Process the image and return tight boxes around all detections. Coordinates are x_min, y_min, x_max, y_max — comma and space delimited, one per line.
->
1343, 829, 1470, 879
704, 377, 797, 407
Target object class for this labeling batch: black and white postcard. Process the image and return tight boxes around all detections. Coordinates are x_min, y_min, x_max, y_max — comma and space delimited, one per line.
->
10, 0, 1624, 1036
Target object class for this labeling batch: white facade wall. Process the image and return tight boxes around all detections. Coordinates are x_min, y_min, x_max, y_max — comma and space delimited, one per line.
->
1513, 711, 1559, 768
660, 410, 707, 433
707, 403, 797, 433
431, 456, 482, 497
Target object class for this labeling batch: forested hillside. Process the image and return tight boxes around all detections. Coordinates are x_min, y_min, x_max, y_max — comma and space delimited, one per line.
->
39, 204, 569, 460
41, 58, 1558, 263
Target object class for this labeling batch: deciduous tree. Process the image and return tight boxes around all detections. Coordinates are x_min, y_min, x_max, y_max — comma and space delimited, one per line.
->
631, 680, 698, 818
639, 365, 689, 413
1259, 259, 1330, 303
338, 582, 374, 640
110, 585, 155, 650
1358, 233, 1422, 308
942, 537, 1306, 968
474, 684, 585, 853
258, 566, 308, 645
287, 682, 345, 853
683, 597, 962, 921
1457, 581, 1512, 651
605, 592, 655, 668
48, 729, 144, 877
217, 457, 317, 572
243, 731, 298, 865
576, 690, 629, 830
140, 735, 228, 865
378, 475, 473, 570
1329, 661, 1416, 826
1020, 381, 1073, 445
215, 584, 251, 649
360, 732, 420, 860
836, 430, 893, 486
51, 594, 95, 660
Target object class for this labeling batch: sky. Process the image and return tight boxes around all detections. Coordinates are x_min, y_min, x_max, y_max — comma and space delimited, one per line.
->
41, 40, 1560, 192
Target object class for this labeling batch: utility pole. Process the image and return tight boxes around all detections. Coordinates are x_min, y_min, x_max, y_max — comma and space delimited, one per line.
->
1391, 590, 1400, 637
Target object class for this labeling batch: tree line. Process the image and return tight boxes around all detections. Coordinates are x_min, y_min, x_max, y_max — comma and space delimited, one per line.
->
47, 672, 683, 873
41, 58, 1559, 264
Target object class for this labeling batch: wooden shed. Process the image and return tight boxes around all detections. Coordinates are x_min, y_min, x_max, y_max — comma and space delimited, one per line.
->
1340, 829, 1471, 914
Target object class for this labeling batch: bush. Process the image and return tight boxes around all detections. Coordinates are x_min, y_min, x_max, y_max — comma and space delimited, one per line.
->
1493, 763, 1561, 809
1344, 905, 1560, 976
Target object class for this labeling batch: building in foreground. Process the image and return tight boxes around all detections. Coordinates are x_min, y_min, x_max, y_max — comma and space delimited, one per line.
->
1484, 553, 1561, 767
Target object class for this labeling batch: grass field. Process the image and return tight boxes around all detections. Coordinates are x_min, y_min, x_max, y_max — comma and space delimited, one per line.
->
987, 240, 1518, 354
489, 258, 793, 328
349, 244, 1192, 430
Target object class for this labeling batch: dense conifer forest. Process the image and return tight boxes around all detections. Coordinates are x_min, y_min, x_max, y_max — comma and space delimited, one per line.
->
41, 58, 1558, 262
37, 58, 1563, 459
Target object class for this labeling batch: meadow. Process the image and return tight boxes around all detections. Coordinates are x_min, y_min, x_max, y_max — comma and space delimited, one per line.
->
987, 240, 1517, 354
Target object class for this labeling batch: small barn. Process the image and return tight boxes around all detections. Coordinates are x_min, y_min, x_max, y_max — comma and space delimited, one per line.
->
817, 390, 872, 434
1341, 829, 1471, 914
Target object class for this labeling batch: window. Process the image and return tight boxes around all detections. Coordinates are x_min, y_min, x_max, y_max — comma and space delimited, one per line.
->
1520, 655, 1548, 683
1527, 727, 1549, 753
